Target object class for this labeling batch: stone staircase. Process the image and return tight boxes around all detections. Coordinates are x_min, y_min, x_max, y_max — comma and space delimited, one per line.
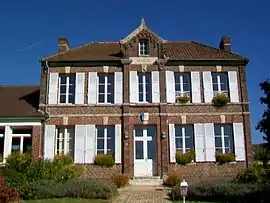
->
129, 176, 163, 186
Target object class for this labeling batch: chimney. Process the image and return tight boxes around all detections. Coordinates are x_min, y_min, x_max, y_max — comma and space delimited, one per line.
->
58, 36, 70, 52
219, 36, 231, 52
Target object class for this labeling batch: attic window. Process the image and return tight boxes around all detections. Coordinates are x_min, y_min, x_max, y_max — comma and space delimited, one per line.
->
139, 39, 149, 56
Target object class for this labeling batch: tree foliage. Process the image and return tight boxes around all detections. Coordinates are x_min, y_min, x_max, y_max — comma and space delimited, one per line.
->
256, 79, 270, 148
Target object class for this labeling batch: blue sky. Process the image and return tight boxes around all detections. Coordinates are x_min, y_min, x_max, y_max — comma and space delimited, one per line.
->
0, 0, 269, 144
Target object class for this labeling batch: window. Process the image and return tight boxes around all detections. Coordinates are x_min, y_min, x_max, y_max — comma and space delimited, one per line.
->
11, 128, 32, 153
55, 127, 75, 157
214, 124, 234, 153
174, 73, 191, 100
139, 40, 149, 56
212, 73, 229, 96
138, 73, 152, 102
96, 126, 115, 155
98, 74, 114, 103
175, 125, 194, 153
59, 74, 76, 104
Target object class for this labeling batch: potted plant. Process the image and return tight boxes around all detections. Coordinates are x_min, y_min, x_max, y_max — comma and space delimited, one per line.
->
176, 93, 191, 104
212, 93, 229, 107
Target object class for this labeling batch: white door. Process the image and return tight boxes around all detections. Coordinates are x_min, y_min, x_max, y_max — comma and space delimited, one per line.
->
134, 126, 156, 177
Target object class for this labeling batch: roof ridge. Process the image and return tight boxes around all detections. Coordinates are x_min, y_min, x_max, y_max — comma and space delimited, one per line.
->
190, 41, 248, 59
42, 40, 121, 61
165, 40, 193, 43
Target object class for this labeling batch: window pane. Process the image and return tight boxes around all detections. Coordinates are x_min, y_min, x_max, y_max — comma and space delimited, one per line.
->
183, 83, 190, 92
214, 125, 221, 135
224, 136, 232, 149
60, 76, 67, 84
99, 94, 105, 103
107, 93, 113, 103
139, 93, 144, 102
185, 137, 193, 149
216, 148, 222, 153
215, 137, 222, 148
213, 84, 219, 91
212, 74, 217, 83
11, 137, 21, 152
23, 137, 32, 152
97, 128, 104, 138
224, 125, 232, 135
139, 83, 143, 93
174, 75, 180, 83
219, 74, 227, 84
99, 84, 105, 93
69, 75, 76, 85
138, 75, 143, 83
107, 75, 114, 85
175, 138, 183, 149
97, 139, 104, 150
107, 127, 115, 154
60, 95, 66, 103
148, 140, 155, 159
175, 84, 181, 92
135, 141, 143, 159
60, 85, 66, 93
99, 75, 105, 83
135, 127, 143, 137
69, 85, 75, 94
183, 75, 189, 84
220, 83, 228, 91
68, 94, 75, 104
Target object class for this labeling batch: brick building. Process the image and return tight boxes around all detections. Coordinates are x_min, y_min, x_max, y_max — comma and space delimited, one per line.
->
1, 19, 252, 181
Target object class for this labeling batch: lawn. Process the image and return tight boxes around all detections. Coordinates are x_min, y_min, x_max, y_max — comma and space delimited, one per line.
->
21, 199, 109, 203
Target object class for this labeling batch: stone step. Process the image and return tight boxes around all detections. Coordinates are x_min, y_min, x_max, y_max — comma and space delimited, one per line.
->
130, 176, 163, 186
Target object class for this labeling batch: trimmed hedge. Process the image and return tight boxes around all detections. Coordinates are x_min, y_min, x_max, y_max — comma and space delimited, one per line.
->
175, 151, 195, 165
216, 153, 235, 165
94, 154, 115, 167
169, 182, 270, 202
212, 93, 229, 107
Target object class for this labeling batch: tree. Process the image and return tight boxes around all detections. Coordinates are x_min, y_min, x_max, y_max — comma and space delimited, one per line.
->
256, 79, 270, 149
253, 144, 270, 168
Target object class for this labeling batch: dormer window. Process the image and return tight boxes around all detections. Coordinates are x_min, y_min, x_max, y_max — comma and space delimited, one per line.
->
139, 39, 149, 56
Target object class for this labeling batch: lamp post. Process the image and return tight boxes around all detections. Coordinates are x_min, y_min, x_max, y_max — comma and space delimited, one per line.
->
180, 180, 188, 203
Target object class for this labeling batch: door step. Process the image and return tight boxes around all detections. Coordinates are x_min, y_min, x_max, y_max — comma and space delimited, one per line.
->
129, 176, 163, 186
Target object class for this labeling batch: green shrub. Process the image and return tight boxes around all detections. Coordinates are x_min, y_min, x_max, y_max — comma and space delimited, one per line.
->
55, 179, 118, 199
212, 93, 229, 107
5, 152, 33, 173
163, 175, 181, 187
175, 151, 195, 165
253, 145, 270, 168
94, 154, 115, 167
176, 95, 190, 104
216, 153, 235, 164
169, 182, 270, 202
113, 173, 130, 188
54, 154, 74, 165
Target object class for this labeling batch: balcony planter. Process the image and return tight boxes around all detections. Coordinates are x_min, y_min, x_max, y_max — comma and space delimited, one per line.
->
212, 93, 229, 107
175, 93, 191, 104
216, 153, 236, 165
175, 150, 195, 165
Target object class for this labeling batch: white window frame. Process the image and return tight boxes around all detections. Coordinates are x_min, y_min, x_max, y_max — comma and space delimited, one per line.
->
175, 126, 193, 153
58, 75, 75, 104
215, 125, 233, 154
175, 73, 191, 98
97, 75, 113, 104
96, 127, 113, 154
138, 73, 151, 103
11, 133, 31, 154
55, 127, 74, 155
212, 73, 229, 96
139, 40, 148, 56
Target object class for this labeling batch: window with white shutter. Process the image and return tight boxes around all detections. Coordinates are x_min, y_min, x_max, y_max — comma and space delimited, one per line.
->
97, 74, 114, 104
96, 126, 115, 155
211, 73, 229, 97
55, 126, 75, 158
175, 125, 194, 153
174, 73, 191, 102
214, 124, 234, 154
138, 73, 152, 103
59, 74, 76, 104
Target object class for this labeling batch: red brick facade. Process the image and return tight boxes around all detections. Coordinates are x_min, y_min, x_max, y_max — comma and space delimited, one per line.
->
37, 20, 251, 181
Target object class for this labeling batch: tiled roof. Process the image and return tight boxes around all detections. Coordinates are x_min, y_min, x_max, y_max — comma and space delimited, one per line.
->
0, 86, 43, 117
42, 41, 247, 62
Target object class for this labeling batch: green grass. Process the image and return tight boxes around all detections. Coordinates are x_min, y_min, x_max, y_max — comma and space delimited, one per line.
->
21, 199, 109, 203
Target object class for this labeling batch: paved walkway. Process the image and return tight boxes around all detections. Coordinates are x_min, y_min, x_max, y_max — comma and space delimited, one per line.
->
112, 186, 171, 203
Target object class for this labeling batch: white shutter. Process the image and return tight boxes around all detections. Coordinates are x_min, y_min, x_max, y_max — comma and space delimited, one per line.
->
169, 124, 176, 163
233, 123, 246, 161
48, 73, 58, 104
3, 126, 12, 162
194, 123, 205, 162
85, 125, 96, 163
191, 72, 201, 103
228, 71, 239, 103
203, 71, 213, 103
166, 71, 175, 103
88, 72, 97, 104
44, 125, 55, 160
114, 72, 123, 104
151, 71, 160, 103
129, 71, 138, 103
75, 72, 85, 104
115, 124, 122, 164
204, 123, 216, 162
74, 125, 86, 163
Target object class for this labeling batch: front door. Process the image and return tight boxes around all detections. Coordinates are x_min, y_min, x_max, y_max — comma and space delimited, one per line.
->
134, 126, 157, 177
